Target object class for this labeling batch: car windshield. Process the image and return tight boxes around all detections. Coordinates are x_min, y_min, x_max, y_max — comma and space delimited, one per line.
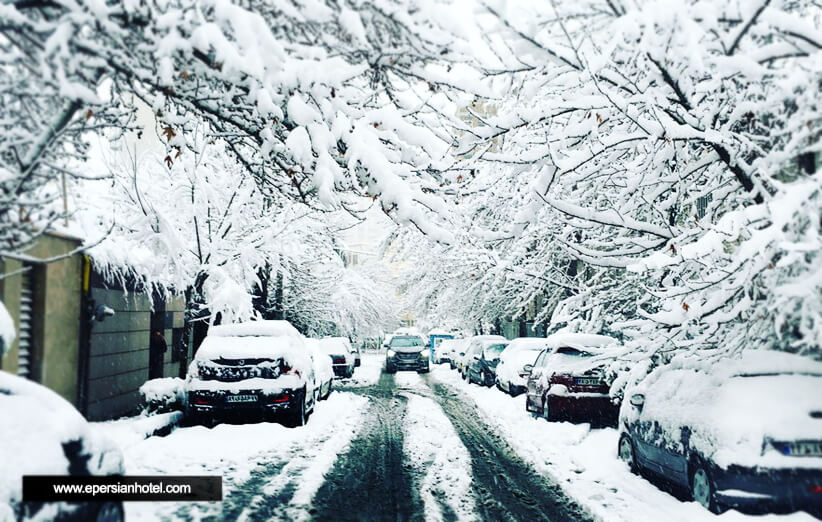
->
484, 343, 508, 360
391, 336, 423, 347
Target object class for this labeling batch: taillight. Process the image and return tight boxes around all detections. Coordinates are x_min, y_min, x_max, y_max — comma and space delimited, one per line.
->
193, 396, 210, 405
810, 485, 822, 494
270, 393, 290, 404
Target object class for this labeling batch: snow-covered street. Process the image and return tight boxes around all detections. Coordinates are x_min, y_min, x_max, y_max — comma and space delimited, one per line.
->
94, 354, 818, 521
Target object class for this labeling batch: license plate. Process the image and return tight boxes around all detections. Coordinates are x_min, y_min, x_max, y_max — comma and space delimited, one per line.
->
787, 441, 822, 456
575, 378, 600, 386
225, 394, 257, 403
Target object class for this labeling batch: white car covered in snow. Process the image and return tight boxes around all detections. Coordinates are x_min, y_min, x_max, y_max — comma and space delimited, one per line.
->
435, 338, 462, 364
618, 349, 822, 516
304, 338, 333, 400
318, 337, 356, 378
186, 320, 316, 427
1, 371, 125, 522
495, 337, 550, 396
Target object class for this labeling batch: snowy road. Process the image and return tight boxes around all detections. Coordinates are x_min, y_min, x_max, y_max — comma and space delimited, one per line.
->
113, 354, 818, 521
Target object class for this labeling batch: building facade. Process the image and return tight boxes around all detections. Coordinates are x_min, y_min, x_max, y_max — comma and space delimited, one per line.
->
0, 232, 189, 421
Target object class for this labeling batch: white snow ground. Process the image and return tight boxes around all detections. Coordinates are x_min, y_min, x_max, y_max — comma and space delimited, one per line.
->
116, 392, 368, 521
335, 350, 383, 387
403, 392, 478, 522
430, 363, 818, 522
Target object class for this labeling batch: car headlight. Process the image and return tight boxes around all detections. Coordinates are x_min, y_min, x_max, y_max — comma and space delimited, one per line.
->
420, 350, 429, 358
387, 349, 395, 357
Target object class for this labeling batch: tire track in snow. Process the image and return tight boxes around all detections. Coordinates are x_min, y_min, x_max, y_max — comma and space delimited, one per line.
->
423, 378, 594, 522
402, 392, 479, 522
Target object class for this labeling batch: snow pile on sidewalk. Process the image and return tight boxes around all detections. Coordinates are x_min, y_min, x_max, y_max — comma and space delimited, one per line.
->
431, 366, 816, 522
93, 411, 184, 449
140, 377, 185, 414
403, 393, 477, 522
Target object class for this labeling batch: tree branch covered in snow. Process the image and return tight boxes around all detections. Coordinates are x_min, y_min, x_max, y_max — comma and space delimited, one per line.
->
401, 0, 822, 360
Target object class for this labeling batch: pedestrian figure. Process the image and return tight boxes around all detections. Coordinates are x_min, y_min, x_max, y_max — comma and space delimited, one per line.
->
149, 329, 168, 379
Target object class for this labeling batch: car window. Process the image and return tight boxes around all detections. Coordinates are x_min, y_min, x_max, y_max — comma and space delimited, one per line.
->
483, 343, 508, 360
555, 346, 593, 357
533, 350, 547, 368
390, 336, 423, 347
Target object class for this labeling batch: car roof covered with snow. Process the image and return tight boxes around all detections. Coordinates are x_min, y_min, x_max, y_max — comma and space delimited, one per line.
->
208, 320, 302, 339
304, 338, 334, 382
625, 350, 822, 468
0, 371, 123, 511
318, 336, 352, 354
545, 332, 618, 351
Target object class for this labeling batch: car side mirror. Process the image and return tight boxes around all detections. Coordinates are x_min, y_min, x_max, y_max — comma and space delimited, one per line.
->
630, 393, 645, 409
523, 364, 533, 373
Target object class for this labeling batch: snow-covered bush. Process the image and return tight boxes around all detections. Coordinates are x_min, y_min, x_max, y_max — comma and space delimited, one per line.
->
140, 377, 186, 415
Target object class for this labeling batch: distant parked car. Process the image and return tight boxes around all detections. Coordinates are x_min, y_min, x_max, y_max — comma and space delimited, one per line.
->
459, 335, 506, 380
319, 337, 356, 378
525, 333, 619, 423
435, 338, 461, 364
618, 350, 822, 517
449, 339, 469, 370
496, 337, 550, 396
465, 338, 510, 386
1, 371, 125, 522
385, 335, 429, 373
304, 339, 333, 400
352, 343, 362, 367
186, 320, 317, 427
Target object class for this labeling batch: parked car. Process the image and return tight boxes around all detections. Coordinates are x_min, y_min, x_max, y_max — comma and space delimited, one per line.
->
525, 333, 620, 423
449, 339, 469, 370
459, 335, 507, 380
1, 371, 125, 522
435, 338, 461, 364
318, 337, 356, 378
352, 342, 362, 367
496, 337, 550, 396
304, 338, 333, 400
186, 320, 316, 427
618, 350, 822, 517
465, 338, 510, 386
385, 335, 429, 373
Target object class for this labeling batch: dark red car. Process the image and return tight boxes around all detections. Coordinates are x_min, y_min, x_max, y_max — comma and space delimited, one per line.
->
525, 333, 619, 424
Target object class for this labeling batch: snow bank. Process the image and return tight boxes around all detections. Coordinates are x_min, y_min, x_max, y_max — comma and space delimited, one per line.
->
140, 377, 185, 414
403, 393, 478, 522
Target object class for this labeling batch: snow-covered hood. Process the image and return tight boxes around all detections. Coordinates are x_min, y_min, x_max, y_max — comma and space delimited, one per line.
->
390, 346, 426, 354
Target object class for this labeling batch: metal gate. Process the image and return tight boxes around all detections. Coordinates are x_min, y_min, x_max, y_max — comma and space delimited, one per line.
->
17, 265, 34, 378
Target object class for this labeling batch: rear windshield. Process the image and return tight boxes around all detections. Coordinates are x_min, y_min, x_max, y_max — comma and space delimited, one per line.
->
555, 346, 593, 357
484, 343, 508, 359
391, 336, 424, 347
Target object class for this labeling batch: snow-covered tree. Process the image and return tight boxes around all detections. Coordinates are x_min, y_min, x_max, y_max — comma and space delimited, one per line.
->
403, 0, 822, 362
0, 0, 487, 255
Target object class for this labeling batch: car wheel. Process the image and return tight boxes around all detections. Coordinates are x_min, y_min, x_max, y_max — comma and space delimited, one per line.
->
618, 434, 638, 474
690, 461, 721, 513
94, 502, 123, 522
285, 390, 307, 428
